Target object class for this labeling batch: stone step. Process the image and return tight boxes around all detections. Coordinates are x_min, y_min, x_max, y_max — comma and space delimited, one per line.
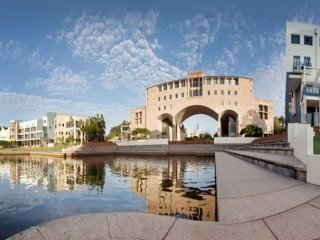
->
231, 147, 294, 156
224, 150, 306, 181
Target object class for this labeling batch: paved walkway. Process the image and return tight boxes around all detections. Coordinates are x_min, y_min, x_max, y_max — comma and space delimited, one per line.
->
8, 152, 320, 240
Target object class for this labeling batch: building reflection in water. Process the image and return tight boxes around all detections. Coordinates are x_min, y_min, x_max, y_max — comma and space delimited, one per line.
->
0, 155, 215, 221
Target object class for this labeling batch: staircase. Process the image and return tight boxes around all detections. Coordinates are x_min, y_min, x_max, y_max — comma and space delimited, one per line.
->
224, 135, 307, 181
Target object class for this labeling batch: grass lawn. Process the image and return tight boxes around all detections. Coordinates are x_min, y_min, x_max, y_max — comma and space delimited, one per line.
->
314, 136, 320, 154
0, 144, 74, 154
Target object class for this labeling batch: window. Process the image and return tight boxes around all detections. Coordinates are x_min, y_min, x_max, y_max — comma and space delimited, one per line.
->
235, 101, 238, 106
228, 79, 231, 85
169, 83, 173, 89
228, 90, 231, 95
235, 79, 239, 85
212, 78, 218, 84
175, 93, 178, 98
220, 78, 225, 84
181, 92, 184, 97
163, 85, 167, 91
158, 97, 160, 102
164, 96, 166, 100
304, 56, 312, 67
221, 90, 224, 95
291, 34, 300, 44
164, 105, 166, 110
234, 90, 238, 95
214, 90, 217, 95
158, 107, 160, 111
304, 35, 313, 46
207, 78, 211, 85
158, 86, 162, 92
174, 81, 179, 88
208, 90, 210, 95
169, 95, 172, 99
181, 80, 186, 87
306, 84, 313, 93
293, 56, 300, 70
259, 104, 268, 120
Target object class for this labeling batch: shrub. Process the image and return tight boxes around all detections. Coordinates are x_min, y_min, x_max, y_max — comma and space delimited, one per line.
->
240, 124, 263, 137
0, 141, 17, 148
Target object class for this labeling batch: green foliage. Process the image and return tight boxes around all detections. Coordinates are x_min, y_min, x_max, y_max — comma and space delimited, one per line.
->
274, 116, 285, 134
0, 141, 17, 148
199, 132, 213, 140
108, 120, 130, 140
65, 135, 75, 144
314, 136, 320, 155
81, 114, 106, 142
131, 128, 150, 140
240, 124, 263, 137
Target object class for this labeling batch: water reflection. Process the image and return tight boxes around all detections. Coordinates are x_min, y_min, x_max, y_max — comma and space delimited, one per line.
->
0, 155, 215, 239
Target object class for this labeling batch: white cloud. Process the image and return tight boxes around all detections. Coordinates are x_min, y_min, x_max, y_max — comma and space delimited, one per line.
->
0, 40, 24, 61
46, 34, 53, 40
252, 50, 285, 116
32, 66, 89, 95
175, 14, 215, 68
58, 11, 181, 91
28, 48, 54, 71
290, 5, 320, 25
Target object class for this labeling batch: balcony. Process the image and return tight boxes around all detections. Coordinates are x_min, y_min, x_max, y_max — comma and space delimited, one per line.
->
290, 113, 320, 127
303, 82, 320, 97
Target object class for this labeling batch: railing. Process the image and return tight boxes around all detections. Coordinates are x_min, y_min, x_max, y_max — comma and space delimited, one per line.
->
303, 82, 320, 96
291, 113, 320, 127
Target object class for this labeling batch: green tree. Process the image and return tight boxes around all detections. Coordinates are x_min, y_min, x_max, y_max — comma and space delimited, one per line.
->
108, 120, 130, 140
240, 124, 263, 137
131, 128, 150, 140
81, 114, 106, 142
199, 132, 213, 140
274, 116, 285, 134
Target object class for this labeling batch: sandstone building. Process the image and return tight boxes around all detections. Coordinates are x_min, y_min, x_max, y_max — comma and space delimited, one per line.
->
131, 71, 274, 140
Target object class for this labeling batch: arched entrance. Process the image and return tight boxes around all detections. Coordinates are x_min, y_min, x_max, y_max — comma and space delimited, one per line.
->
157, 113, 174, 140
220, 110, 238, 137
175, 105, 218, 141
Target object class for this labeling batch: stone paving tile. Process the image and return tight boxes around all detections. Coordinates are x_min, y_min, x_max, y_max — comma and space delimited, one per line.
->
215, 152, 280, 183
264, 203, 320, 240
7, 227, 45, 240
165, 219, 276, 240
107, 212, 175, 240
218, 183, 320, 223
218, 175, 303, 199
36, 213, 110, 240
308, 195, 320, 209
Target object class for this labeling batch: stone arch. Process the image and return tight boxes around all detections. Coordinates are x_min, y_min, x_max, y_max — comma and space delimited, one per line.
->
174, 105, 219, 140
157, 113, 174, 140
220, 109, 239, 137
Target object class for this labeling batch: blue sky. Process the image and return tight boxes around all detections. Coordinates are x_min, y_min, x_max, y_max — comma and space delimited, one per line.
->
0, 0, 319, 134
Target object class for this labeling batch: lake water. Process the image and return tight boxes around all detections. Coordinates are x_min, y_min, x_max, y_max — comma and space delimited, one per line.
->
0, 155, 215, 239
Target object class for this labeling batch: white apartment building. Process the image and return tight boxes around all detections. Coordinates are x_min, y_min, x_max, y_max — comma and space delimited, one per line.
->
0, 127, 10, 141
17, 119, 45, 146
54, 115, 87, 143
7, 112, 87, 146
286, 22, 320, 127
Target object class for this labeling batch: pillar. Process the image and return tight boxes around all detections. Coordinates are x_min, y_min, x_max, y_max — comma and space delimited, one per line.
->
176, 124, 181, 141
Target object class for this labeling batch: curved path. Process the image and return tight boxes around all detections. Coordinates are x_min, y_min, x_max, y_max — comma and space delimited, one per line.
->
8, 152, 320, 240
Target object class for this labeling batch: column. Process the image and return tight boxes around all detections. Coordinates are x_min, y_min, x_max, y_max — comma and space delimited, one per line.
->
176, 125, 181, 141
